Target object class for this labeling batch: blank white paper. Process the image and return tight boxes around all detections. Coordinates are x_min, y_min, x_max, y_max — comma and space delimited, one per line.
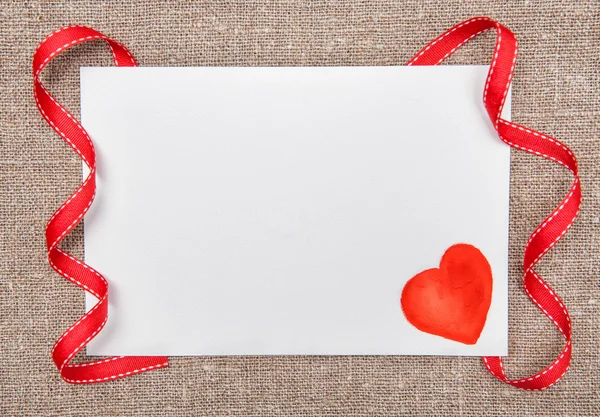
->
81, 66, 510, 356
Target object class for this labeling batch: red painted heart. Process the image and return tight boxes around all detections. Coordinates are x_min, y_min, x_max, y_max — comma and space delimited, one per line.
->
400, 243, 493, 345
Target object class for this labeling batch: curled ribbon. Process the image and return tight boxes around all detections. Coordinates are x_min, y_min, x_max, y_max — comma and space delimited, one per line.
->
35, 17, 580, 388
408, 17, 581, 390
34, 26, 168, 384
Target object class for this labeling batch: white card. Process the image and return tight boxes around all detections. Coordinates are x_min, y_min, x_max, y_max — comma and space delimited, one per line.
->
81, 66, 510, 356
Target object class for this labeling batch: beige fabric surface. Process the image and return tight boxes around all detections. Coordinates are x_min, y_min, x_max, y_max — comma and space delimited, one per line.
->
1, 1, 599, 415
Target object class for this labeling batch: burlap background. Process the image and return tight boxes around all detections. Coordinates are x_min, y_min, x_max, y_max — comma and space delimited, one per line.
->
1, 1, 599, 416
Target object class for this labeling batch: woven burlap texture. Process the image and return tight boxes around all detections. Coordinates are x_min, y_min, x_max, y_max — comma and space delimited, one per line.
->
1, 1, 599, 416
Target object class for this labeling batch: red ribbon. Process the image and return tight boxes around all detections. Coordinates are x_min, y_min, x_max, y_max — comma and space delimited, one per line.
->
34, 17, 580, 389
408, 16, 581, 390
34, 26, 168, 384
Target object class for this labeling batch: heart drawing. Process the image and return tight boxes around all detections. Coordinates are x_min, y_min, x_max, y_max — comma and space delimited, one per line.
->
400, 243, 493, 345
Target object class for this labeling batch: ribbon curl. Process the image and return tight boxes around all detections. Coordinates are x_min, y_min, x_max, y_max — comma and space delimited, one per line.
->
408, 16, 580, 390
34, 26, 168, 384
35, 17, 580, 388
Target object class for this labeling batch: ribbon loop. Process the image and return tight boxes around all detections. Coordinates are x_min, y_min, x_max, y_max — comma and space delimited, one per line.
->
34, 26, 168, 384
409, 16, 580, 390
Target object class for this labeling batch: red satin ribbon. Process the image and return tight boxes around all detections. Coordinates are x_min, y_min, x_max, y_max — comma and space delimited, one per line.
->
34, 17, 580, 388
